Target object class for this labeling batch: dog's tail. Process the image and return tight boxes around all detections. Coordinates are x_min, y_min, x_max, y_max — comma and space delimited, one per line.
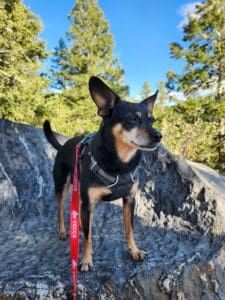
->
43, 120, 62, 151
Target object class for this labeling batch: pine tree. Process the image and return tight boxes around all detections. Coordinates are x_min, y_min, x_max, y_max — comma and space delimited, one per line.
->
0, 0, 48, 124
52, 0, 128, 135
140, 81, 152, 99
166, 0, 225, 171
167, 0, 225, 98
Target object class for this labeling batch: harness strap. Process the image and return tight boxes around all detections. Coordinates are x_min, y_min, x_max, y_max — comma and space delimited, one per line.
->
90, 153, 139, 186
90, 155, 116, 185
79, 133, 140, 188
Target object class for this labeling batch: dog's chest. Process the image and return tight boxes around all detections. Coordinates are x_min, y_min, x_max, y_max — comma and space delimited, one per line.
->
78, 136, 140, 201
102, 173, 138, 201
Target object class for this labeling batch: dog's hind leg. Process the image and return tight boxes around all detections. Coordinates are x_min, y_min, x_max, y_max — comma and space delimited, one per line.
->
80, 200, 94, 272
56, 176, 70, 240
54, 162, 71, 240
123, 197, 147, 261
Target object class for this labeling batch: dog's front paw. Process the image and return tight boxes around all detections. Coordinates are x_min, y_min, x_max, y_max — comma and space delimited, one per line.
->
59, 230, 67, 240
130, 248, 147, 261
80, 257, 93, 272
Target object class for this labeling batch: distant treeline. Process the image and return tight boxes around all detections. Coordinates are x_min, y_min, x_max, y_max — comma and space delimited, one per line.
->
0, 0, 224, 172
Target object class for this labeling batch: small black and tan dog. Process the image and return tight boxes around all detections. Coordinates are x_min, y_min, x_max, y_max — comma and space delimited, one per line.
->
43, 76, 162, 271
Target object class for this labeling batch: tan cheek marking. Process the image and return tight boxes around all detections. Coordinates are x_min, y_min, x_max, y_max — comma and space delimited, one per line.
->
112, 124, 123, 137
88, 186, 111, 208
112, 124, 138, 163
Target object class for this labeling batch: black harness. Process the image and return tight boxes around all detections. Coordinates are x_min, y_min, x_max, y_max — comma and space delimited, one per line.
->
78, 133, 140, 200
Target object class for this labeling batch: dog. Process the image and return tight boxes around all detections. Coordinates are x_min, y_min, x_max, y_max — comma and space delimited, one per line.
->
43, 76, 162, 272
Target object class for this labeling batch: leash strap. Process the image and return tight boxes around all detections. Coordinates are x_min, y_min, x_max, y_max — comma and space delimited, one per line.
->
70, 145, 80, 300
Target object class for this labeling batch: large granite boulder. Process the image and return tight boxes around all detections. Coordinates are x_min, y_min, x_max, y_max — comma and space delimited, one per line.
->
0, 119, 225, 299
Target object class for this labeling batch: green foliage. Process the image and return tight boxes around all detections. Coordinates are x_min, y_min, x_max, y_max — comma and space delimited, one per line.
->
165, 0, 225, 172
0, 0, 48, 124
51, 0, 128, 135
154, 96, 223, 170
158, 103, 225, 171
140, 81, 152, 99
167, 0, 225, 98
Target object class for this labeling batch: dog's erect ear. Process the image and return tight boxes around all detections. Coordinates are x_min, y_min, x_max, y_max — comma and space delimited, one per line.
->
89, 76, 119, 117
141, 90, 158, 113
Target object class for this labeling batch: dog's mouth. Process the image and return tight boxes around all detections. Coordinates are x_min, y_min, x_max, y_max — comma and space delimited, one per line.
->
131, 141, 159, 151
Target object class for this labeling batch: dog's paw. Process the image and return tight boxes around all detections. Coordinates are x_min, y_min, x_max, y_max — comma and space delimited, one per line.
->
80, 257, 93, 272
130, 248, 147, 261
59, 230, 67, 240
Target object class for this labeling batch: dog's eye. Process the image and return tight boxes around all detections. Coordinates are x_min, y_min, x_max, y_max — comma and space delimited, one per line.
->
126, 116, 138, 124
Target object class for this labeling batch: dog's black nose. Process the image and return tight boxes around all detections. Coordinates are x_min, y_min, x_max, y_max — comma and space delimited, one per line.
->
152, 132, 162, 142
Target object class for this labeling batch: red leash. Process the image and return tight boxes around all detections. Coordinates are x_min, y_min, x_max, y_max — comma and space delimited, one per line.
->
70, 145, 80, 300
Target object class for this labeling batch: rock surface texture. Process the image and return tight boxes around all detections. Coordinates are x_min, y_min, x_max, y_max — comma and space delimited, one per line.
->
0, 119, 225, 299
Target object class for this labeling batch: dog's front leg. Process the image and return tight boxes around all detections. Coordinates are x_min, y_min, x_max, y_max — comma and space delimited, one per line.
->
80, 186, 111, 272
123, 197, 147, 261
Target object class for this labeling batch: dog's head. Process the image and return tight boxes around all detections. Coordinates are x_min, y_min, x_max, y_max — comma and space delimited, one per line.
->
89, 76, 162, 152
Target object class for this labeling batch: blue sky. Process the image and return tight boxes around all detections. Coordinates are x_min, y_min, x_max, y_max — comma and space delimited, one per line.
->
24, 0, 196, 98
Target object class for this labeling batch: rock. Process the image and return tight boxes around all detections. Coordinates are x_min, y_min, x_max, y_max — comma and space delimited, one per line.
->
0, 119, 225, 299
